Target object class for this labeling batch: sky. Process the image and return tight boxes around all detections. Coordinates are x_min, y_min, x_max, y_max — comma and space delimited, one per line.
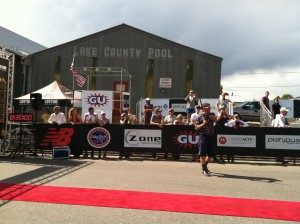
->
2, 0, 300, 100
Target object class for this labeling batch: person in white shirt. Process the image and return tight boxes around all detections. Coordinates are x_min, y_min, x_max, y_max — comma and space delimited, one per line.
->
83, 107, 98, 124
164, 108, 176, 125
225, 114, 249, 129
190, 105, 202, 125
273, 107, 291, 128
48, 106, 66, 125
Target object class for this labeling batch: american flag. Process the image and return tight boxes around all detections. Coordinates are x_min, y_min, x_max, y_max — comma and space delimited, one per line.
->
70, 58, 86, 88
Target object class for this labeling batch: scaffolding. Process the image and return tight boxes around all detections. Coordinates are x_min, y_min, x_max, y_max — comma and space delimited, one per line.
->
0, 46, 15, 154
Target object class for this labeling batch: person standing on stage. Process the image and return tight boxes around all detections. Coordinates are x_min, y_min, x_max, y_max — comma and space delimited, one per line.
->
144, 98, 154, 125
194, 103, 219, 176
271, 98, 281, 119
185, 90, 199, 125
261, 91, 270, 111
48, 106, 66, 125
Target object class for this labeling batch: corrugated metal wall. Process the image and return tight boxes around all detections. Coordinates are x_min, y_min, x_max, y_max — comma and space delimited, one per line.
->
28, 25, 222, 111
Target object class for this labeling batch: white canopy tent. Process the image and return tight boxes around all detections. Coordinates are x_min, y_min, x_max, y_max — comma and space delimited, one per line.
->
14, 81, 73, 106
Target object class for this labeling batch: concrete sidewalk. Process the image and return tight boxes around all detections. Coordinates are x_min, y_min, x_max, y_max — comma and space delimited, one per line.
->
0, 155, 299, 224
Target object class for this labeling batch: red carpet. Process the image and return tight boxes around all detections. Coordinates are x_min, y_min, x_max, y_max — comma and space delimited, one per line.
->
1, 183, 300, 221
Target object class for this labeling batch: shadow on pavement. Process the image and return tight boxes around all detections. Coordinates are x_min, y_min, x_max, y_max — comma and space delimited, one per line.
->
213, 172, 281, 183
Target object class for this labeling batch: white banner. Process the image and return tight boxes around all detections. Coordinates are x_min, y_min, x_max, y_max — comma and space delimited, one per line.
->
265, 135, 300, 150
217, 135, 256, 148
124, 129, 162, 148
81, 91, 113, 120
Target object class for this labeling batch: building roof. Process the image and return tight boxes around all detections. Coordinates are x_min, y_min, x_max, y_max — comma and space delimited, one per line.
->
32, 23, 222, 61
0, 26, 47, 56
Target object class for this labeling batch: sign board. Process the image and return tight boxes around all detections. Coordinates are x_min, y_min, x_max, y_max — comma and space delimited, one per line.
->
159, 78, 172, 88
81, 90, 113, 120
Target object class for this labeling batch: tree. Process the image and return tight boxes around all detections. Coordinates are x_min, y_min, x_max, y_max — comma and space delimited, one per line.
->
281, 94, 293, 99
220, 84, 223, 95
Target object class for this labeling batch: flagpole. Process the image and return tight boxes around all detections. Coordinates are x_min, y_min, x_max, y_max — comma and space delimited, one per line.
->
71, 47, 76, 107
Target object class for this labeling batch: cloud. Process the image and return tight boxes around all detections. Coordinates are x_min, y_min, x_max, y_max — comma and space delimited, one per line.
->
2, 0, 300, 100
221, 67, 300, 100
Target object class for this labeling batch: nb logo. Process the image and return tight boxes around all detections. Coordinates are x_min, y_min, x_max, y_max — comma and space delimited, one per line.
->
40, 128, 74, 146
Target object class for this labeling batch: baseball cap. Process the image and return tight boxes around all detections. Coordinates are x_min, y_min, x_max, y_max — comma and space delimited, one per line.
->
100, 111, 106, 115
146, 98, 151, 101
280, 107, 289, 112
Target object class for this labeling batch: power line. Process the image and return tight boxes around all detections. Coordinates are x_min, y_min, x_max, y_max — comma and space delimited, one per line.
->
221, 72, 300, 75
224, 84, 300, 89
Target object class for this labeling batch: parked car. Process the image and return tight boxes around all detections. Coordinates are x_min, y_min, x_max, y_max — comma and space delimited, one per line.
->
233, 101, 260, 122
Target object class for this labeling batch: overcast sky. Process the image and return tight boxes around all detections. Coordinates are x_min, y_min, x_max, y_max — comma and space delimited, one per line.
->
2, 0, 300, 100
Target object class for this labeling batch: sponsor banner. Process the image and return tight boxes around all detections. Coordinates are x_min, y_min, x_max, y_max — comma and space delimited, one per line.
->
124, 129, 161, 148
81, 90, 113, 119
217, 135, 256, 148
87, 127, 111, 148
265, 135, 300, 150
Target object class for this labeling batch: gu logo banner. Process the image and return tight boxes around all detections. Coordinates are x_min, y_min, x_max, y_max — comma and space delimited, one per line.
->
40, 128, 74, 146
172, 130, 198, 149
87, 127, 111, 148
86, 93, 110, 107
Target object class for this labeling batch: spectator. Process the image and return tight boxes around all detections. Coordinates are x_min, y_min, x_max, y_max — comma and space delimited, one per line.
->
173, 114, 185, 125
273, 107, 291, 164
67, 107, 83, 125
185, 90, 199, 125
83, 107, 98, 158
127, 108, 137, 124
224, 114, 249, 163
216, 92, 234, 113
98, 111, 111, 159
150, 108, 163, 159
48, 106, 66, 125
41, 108, 51, 123
271, 98, 281, 119
225, 114, 249, 129
261, 91, 270, 111
83, 107, 98, 124
119, 113, 131, 159
144, 98, 154, 125
273, 107, 291, 128
120, 112, 129, 125
215, 105, 231, 162
164, 108, 176, 125
190, 105, 202, 125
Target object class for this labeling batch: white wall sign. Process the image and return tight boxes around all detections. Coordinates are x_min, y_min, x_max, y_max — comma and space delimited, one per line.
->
159, 78, 172, 88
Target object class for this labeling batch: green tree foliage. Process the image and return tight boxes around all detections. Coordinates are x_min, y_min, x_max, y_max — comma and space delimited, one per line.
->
220, 84, 223, 95
281, 94, 293, 99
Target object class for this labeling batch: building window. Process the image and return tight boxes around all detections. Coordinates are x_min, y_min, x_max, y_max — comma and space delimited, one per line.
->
185, 59, 194, 94
54, 56, 61, 82
146, 59, 154, 98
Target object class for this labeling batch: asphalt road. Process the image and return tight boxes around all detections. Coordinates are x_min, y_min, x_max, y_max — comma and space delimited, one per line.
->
0, 155, 299, 224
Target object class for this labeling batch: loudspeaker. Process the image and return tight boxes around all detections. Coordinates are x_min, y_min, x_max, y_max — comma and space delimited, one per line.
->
30, 93, 42, 111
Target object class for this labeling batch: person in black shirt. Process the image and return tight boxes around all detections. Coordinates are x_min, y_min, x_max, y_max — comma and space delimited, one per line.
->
271, 98, 281, 119
195, 103, 220, 176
